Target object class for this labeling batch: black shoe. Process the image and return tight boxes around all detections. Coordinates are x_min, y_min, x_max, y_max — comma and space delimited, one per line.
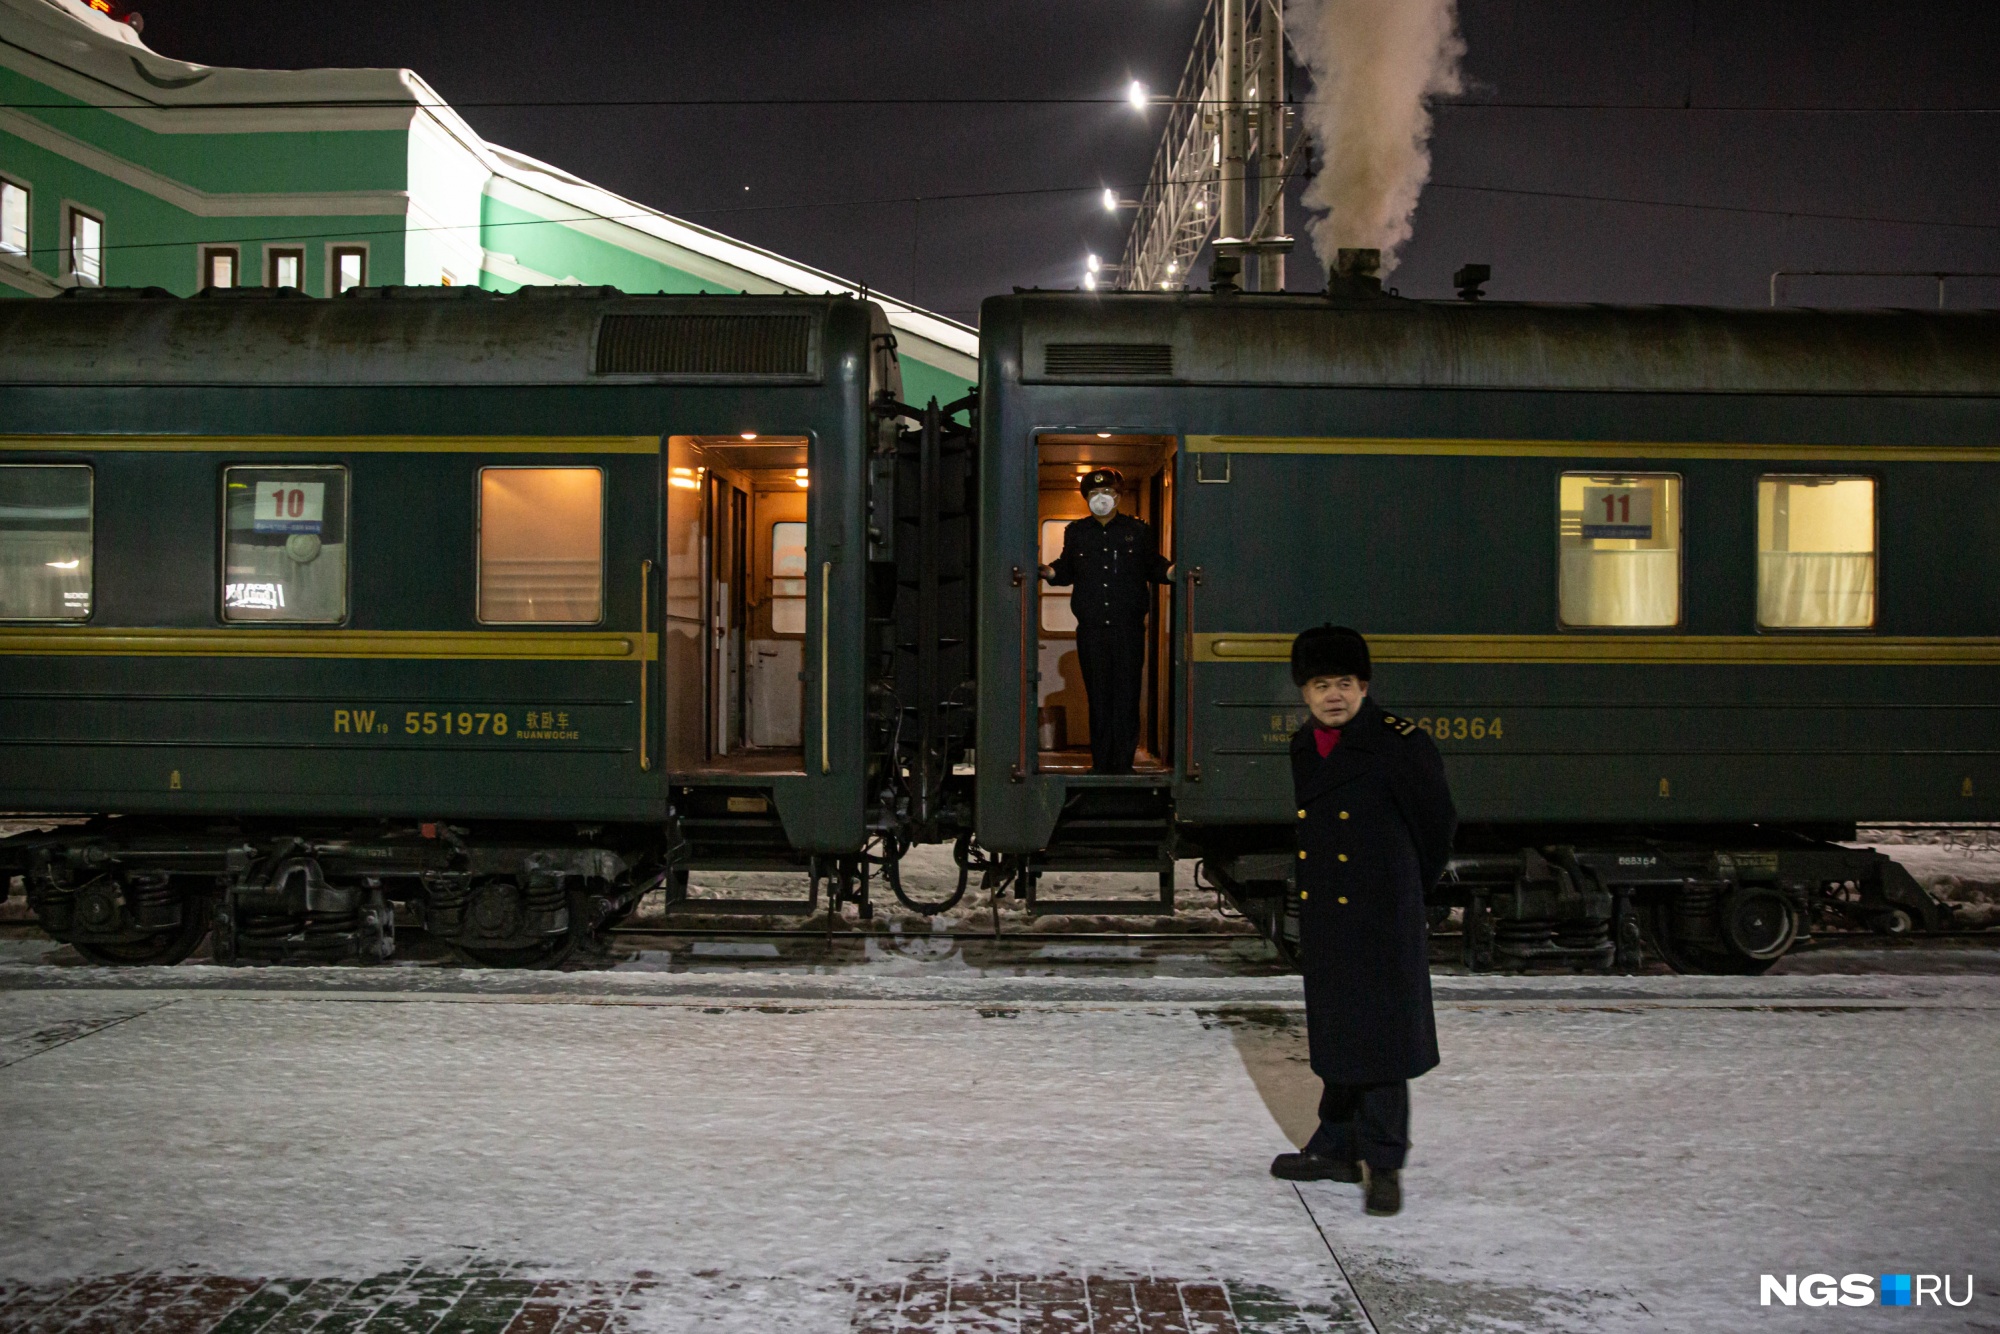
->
1363, 1165, 1402, 1215
1270, 1152, 1362, 1183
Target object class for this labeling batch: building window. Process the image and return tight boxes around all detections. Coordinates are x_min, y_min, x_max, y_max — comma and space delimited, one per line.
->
0, 178, 27, 258
0, 465, 93, 621
331, 244, 367, 294
201, 245, 239, 289
1558, 472, 1682, 627
222, 466, 349, 622
66, 206, 103, 286
1758, 475, 1877, 629
478, 467, 603, 624
267, 247, 304, 290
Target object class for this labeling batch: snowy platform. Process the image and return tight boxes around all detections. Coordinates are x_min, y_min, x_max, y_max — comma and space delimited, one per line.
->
0, 971, 1994, 1332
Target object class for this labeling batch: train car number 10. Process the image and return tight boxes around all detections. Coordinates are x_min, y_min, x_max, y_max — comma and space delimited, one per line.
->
1417, 716, 1503, 741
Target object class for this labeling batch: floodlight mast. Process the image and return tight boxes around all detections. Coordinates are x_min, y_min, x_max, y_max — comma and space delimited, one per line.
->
1115, 0, 1297, 293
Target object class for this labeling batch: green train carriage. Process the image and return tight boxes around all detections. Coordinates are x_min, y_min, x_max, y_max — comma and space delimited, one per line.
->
0, 287, 916, 964
974, 284, 2000, 970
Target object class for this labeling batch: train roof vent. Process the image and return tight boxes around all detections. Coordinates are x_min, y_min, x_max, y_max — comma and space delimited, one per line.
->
595, 313, 817, 378
1043, 342, 1176, 379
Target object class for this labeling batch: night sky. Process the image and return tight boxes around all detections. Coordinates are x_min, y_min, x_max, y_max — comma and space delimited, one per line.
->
138, 1, 2000, 323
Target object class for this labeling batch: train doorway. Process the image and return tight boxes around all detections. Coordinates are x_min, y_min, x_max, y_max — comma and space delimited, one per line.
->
1033, 433, 1177, 776
665, 434, 812, 775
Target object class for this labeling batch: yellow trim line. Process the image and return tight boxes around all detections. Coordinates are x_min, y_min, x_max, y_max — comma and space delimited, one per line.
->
1195, 633, 2000, 666
1185, 435, 2000, 463
0, 435, 660, 454
0, 629, 648, 660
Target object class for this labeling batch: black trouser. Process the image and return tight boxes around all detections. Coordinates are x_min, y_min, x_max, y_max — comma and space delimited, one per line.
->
1303, 1080, 1409, 1171
1075, 618, 1147, 773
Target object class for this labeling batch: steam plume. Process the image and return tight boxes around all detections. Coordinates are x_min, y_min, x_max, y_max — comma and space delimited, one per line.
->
1289, 0, 1465, 275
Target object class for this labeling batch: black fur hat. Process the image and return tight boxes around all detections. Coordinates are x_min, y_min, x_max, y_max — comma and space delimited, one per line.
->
1078, 467, 1124, 494
1290, 624, 1371, 685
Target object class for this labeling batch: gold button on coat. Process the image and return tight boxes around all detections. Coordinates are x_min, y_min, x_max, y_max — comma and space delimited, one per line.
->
1300, 891, 1308, 900
1339, 811, 1350, 820
1338, 854, 1349, 862
1297, 809, 1307, 819
1298, 850, 1307, 859
1338, 896, 1349, 904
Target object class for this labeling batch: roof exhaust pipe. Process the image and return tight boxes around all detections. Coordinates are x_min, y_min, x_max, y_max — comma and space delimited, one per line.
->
1326, 248, 1383, 300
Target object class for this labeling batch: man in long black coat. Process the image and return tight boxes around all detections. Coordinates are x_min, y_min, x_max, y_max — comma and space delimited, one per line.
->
1269, 625, 1456, 1217
1039, 468, 1172, 773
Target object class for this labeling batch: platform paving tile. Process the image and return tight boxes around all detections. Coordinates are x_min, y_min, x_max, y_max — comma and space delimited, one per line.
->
0, 1267, 1352, 1332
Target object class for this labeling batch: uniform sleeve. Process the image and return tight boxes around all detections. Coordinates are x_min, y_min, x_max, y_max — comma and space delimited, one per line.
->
1046, 521, 1079, 586
1389, 730, 1458, 891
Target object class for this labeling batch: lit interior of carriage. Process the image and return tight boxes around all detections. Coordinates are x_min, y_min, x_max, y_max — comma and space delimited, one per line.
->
665, 434, 813, 776
1033, 433, 1177, 775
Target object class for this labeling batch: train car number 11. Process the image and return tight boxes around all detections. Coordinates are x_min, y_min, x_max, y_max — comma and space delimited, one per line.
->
1418, 716, 1503, 741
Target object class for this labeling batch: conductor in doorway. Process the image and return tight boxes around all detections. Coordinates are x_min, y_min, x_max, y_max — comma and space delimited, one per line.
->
1039, 468, 1172, 774
1269, 625, 1456, 1217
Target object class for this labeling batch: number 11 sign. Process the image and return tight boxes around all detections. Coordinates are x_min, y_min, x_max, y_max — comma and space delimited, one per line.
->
1581, 486, 1653, 540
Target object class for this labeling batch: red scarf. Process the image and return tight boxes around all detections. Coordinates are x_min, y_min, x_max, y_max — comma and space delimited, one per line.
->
1314, 725, 1342, 758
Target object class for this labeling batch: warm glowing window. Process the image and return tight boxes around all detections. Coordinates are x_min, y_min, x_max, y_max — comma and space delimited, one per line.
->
1039, 518, 1078, 632
1758, 475, 1876, 629
201, 246, 238, 289
222, 465, 348, 623
0, 465, 92, 621
478, 467, 603, 624
267, 247, 304, 290
1558, 473, 1681, 628
768, 521, 808, 635
0, 179, 27, 257
67, 208, 102, 286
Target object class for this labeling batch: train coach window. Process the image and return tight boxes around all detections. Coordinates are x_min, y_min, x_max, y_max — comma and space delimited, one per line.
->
1758, 475, 1876, 629
0, 465, 92, 621
1558, 473, 1681, 628
223, 466, 349, 622
478, 467, 604, 624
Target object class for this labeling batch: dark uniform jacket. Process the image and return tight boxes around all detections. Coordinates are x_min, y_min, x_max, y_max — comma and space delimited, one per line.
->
1291, 696, 1457, 1084
1046, 512, 1171, 627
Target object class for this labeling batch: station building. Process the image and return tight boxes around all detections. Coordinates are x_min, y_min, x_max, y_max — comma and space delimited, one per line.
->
0, 0, 977, 402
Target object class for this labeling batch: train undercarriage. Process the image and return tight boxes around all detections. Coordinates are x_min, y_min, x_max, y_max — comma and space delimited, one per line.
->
0, 809, 1959, 973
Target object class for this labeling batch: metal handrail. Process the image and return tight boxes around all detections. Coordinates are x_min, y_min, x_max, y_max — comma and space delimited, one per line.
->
1769, 269, 2000, 308
638, 558, 653, 772
820, 559, 832, 775
1184, 566, 1204, 780
1011, 565, 1031, 781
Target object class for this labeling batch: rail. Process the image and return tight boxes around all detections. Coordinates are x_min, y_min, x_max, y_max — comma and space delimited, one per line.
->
1768, 269, 2000, 308
638, 558, 653, 772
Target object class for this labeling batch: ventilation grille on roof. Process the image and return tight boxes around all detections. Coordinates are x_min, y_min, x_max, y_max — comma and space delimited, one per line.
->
1042, 342, 1175, 378
595, 314, 815, 377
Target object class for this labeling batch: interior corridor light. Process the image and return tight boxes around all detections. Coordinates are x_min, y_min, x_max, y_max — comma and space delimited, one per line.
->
46, 559, 80, 569
740, 432, 758, 440
1096, 432, 1112, 439
669, 477, 700, 491
1128, 81, 1146, 109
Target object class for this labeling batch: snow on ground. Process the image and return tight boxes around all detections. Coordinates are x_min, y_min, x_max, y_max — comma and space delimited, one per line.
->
0, 972, 1994, 1331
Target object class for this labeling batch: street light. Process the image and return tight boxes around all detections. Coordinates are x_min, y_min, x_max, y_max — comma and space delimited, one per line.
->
1127, 80, 1146, 110
1103, 188, 1118, 213
1084, 272, 1098, 291
1087, 254, 1101, 273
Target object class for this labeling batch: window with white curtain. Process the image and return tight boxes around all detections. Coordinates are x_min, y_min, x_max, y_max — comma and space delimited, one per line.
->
1758, 475, 1876, 629
1558, 473, 1682, 628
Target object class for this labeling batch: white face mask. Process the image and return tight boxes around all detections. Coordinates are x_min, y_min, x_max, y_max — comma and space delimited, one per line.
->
1087, 491, 1117, 517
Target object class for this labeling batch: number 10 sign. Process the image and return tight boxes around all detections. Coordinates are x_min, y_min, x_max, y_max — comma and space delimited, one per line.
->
1581, 486, 1653, 540
252, 481, 326, 534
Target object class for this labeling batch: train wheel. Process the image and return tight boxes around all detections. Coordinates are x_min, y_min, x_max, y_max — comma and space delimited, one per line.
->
1640, 904, 1705, 975
69, 908, 210, 967
452, 935, 575, 969
1870, 906, 1917, 937
1717, 889, 1797, 974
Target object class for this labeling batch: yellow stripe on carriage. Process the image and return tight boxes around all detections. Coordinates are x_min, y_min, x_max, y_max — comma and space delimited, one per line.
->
1184, 435, 2000, 463
0, 435, 661, 454
0, 628, 651, 661
1193, 633, 2000, 666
